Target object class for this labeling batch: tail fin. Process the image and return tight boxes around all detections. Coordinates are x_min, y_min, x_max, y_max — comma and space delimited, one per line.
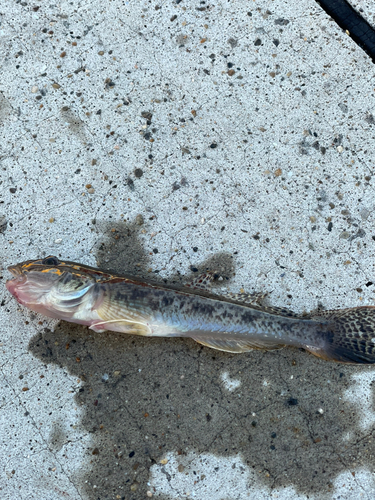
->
306, 307, 375, 363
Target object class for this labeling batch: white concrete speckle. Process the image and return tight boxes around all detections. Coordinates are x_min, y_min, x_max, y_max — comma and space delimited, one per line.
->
220, 371, 241, 392
150, 451, 375, 499
149, 451, 297, 500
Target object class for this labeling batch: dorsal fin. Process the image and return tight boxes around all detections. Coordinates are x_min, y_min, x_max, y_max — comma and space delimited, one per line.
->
252, 304, 303, 319
210, 290, 303, 319
218, 290, 266, 306
185, 271, 220, 291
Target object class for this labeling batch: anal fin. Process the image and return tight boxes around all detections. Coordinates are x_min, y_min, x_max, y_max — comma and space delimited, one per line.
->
192, 336, 285, 353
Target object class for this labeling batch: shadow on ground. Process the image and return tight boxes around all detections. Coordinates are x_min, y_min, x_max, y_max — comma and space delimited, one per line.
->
29, 221, 375, 499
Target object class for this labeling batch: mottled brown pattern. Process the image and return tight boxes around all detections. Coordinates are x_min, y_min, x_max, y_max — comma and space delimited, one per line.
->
311, 307, 375, 363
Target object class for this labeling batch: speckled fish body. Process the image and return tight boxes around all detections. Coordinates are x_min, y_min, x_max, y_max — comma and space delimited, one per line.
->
6, 256, 375, 363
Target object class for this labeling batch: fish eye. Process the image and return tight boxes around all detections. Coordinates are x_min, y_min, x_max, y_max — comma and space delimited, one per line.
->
42, 256, 60, 266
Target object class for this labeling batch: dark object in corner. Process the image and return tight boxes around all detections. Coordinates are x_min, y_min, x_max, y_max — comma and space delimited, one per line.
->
316, 0, 375, 62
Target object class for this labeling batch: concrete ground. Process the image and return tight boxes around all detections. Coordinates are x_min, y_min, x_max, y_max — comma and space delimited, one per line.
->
1, 0, 375, 498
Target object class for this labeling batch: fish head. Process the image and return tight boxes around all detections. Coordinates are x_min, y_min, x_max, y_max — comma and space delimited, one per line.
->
6, 256, 98, 319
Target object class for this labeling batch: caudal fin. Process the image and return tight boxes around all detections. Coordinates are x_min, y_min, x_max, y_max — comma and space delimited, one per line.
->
307, 306, 375, 364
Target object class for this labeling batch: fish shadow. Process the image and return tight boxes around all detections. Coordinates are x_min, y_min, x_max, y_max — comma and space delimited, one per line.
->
28, 220, 375, 499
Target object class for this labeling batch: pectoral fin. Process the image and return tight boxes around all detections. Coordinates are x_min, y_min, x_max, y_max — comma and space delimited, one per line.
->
90, 319, 151, 335
192, 337, 285, 353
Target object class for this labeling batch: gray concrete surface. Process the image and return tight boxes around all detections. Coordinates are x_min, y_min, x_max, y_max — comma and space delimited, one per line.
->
1, 0, 375, 499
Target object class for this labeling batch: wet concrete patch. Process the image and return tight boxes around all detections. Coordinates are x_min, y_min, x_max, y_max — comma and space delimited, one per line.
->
28, 322, 375, 498
27, 222, 375, 499
94, 220, 235, 286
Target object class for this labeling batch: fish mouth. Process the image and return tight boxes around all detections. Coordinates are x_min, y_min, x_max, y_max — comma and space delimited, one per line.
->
8, 265, 23, 277
6, 265, 27, 288
6, 266, 32, 305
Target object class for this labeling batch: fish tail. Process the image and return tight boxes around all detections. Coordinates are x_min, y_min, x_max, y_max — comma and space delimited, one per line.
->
306, 306, 375, 364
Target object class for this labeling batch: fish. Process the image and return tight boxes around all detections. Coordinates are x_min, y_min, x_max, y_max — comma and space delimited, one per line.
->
6, 255, 375, 364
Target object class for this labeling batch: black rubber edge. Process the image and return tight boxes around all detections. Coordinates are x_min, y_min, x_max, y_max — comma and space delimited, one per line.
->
316, 0, 375, 62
